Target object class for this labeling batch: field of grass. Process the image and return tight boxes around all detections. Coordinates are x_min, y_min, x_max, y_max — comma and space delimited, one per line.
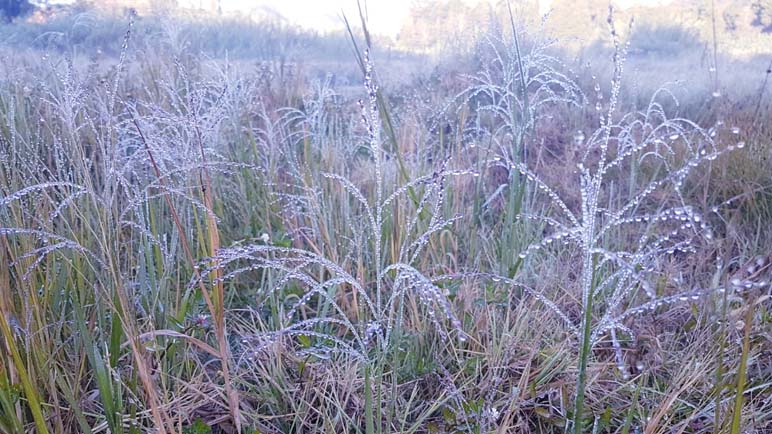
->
0, 5, 771, 434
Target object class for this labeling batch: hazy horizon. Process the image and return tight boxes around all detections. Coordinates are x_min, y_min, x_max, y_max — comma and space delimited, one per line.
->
189, 0, 678, 36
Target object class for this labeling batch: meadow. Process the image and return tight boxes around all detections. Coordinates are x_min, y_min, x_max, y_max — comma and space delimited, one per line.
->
0, 5, 771, 433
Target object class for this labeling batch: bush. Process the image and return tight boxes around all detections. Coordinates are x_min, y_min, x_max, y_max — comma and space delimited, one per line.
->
626, 23, 703, 57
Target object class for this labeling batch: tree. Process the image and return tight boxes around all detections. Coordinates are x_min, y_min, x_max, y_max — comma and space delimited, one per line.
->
751, 0, 772, 33
0, 0, 32, 22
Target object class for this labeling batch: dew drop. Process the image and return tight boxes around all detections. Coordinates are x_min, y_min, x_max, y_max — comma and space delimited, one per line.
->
573, 130, 585, 146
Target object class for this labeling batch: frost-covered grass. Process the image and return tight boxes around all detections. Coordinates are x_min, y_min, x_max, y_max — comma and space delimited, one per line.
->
0, 9, 771, 434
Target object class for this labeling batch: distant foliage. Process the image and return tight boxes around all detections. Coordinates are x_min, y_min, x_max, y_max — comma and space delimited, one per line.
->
626, 23, 702, 57
752, 0, 772, 32
0, 0, 31, 22
0, 10, 355, 61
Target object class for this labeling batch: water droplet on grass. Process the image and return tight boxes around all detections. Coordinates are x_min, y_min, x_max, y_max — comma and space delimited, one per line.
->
573, 130, 585, 146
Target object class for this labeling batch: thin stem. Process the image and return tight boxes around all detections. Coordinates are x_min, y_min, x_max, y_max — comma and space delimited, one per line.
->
714, 273, 730, 434
573, 252, 596, 434
730, 300, 754, 434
